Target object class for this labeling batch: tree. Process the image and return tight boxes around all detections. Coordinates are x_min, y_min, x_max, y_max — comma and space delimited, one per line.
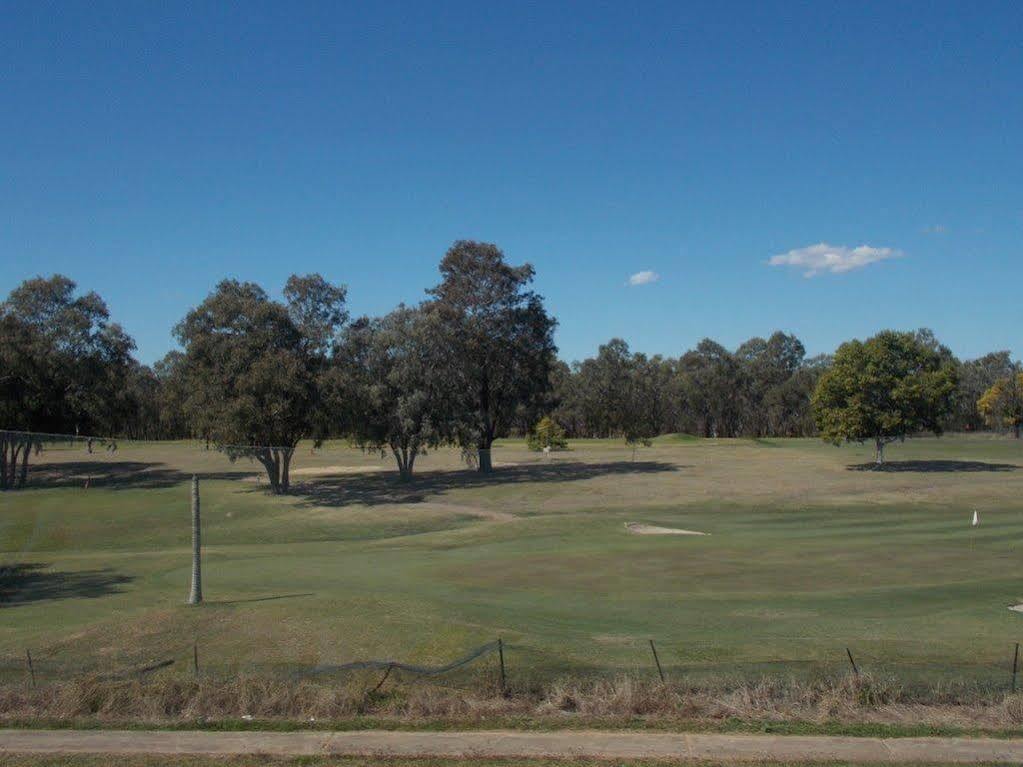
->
284, 274, 349, 355
573, 339, 633, 438
978, 372, 1023, 438
812, 330, 958, 463
527, 415, 567, 451
621, 352, 662, 457
334, 306, 451, 481
736, 332, 807, 437
174, 277, 346, 493
954, 352, 1019, 431
0, 276, 136, 489
678, 339, 743, 438
153, 351, 194, 440
427, 241, 557, 472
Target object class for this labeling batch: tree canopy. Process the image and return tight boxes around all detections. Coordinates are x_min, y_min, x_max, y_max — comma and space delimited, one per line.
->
426, 241, 557, 472
2, 262, 1019, 491
334, 306, 451, 480
173, 276, 346, 493
812, 330, 958, 463
1, 276, 136, 489
978, 371, 1023, 439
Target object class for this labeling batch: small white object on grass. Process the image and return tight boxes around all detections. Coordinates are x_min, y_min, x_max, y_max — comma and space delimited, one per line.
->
972, 510, 979, 527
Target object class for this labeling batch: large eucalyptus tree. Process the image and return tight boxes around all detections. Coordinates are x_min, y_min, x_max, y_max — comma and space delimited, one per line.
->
426, 241, 557, 473
0, 276, 136, 489
174, 275, 346, 493
334, 305, 452, 480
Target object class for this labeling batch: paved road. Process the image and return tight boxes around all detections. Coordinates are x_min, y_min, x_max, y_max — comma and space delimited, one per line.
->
2, 729, 1023, 762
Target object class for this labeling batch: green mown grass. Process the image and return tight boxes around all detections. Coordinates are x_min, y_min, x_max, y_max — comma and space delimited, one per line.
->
2, 435, 1022, 683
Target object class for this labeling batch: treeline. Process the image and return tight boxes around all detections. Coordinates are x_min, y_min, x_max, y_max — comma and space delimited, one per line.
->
2, 240, 1021, 490
545, 335, 1021, 441
546, 335, 828, 439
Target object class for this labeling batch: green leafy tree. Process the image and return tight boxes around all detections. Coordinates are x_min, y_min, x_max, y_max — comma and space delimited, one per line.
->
812, 330, 958, 463
978, 372, 1023, 438
527, 415, 567, 451
678, 339, 743, 438
0, 276, 136, 489
174, 276, 346, 493
333, 306, 451, 480
736, 332, 808, 437
427, 241, 557, 472
955, 352, 1019, 431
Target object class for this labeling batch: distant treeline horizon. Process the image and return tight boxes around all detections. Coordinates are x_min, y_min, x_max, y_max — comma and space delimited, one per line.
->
2, 241, 1020, 490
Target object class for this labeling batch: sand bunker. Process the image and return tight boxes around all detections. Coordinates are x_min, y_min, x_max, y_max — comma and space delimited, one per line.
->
1009, 604, 1023, 614
625, 522, 708, 536
289, 465, 387, 476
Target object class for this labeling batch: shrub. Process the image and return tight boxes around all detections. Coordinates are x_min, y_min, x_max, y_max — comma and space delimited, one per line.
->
527, 416, 567, 451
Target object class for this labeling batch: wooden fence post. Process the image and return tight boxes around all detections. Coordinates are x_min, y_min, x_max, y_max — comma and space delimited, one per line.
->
188, 475, 203, 605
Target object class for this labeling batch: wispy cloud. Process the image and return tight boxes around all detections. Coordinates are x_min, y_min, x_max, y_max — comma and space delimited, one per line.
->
768, 243, 901, 277
627, 270, 660, 286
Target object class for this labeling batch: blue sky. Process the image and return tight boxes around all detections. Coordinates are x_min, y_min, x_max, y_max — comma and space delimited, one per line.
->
2, 1, 1021, 364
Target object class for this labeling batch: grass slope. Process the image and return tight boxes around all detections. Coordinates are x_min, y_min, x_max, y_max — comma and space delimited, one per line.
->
2, 435, 1023, 683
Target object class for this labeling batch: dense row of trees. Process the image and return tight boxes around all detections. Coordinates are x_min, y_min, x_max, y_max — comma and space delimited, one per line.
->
547, 333, 826, 441
1, 241, 1020, 489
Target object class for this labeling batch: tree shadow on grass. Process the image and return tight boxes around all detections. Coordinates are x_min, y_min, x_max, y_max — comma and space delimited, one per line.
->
27, 461, 252, 490
0, 562, 134, 607
847, 460, 1019, 473
290, 460, 681, 508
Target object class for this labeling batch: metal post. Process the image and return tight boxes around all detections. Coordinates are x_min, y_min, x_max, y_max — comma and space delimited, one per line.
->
26, 649, 35, 688
498, 637, 506, 692
193, 641, 199, 676
1013, 643, 1020, 693
846, 647, 859, 677
649, 639, 665, 683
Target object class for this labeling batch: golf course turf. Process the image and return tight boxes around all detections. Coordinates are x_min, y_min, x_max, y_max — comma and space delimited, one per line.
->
2, 434, 1022, 685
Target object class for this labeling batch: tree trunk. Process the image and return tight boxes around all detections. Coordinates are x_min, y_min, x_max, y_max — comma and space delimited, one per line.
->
255, 449, 281, 494
279, 448, 293, 493
1015, 423, 1021, 439
8, 442, 22, 489
0, 437, 9, 491
17, 441, 30, 488
875, 438, 886, 465
392, 445, 418, 482
477, 442, 493, 473
187, 474, 203, 605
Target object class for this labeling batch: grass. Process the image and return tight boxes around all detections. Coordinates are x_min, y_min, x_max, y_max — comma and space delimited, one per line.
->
6, 759, 1011, 767
2, 434, 1023, 723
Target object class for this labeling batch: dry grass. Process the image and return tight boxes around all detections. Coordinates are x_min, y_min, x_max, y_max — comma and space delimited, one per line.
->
3, 672, 1023, 731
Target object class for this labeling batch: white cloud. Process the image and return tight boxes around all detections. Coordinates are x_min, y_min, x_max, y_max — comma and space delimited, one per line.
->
627, 270, 660, 286
768, 243, 901, 277
922, 224, 947, 235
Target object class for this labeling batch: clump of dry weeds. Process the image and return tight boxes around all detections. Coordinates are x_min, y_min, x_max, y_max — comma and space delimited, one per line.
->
0, 671, 1019, 730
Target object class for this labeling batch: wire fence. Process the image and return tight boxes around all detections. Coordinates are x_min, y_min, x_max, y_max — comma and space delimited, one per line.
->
3, 429, 1023, 700
2, 636, 1022, 698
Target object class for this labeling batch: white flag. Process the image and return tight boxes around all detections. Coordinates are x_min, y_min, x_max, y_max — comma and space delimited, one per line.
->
972, 510, 979, 527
